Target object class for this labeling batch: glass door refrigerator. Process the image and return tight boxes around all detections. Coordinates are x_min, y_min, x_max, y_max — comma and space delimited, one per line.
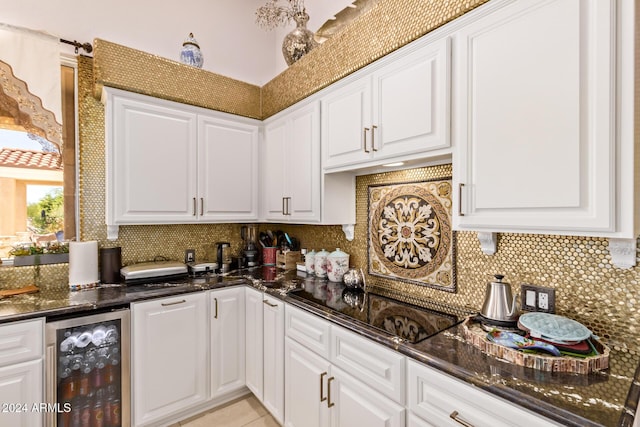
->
45, 308, 130, 427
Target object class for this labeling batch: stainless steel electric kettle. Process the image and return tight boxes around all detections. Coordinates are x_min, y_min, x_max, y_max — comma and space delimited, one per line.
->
480, 274, 519, 322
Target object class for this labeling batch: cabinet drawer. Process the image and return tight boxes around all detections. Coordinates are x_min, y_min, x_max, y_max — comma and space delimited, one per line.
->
330, 326, 405, 404
407, 360, 559, 427
0, 319, 43, 367
285, 304, 331, 359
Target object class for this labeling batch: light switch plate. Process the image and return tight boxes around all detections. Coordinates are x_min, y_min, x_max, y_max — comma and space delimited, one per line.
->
185, 249, 195, 263
521, 284, 556, 313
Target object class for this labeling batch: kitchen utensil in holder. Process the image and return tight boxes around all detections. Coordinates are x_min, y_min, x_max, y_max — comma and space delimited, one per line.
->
277, 250, 301, 269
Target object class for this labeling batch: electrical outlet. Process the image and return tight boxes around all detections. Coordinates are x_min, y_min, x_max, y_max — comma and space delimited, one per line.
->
538, 292, 549, 310
185, 249, 195, 263
521, 284, 556, 313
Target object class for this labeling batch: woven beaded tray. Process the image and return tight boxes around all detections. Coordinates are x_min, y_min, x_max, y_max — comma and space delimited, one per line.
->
462, 316, 610, 373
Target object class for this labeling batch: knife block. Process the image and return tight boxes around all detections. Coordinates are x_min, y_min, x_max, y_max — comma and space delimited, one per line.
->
276, 250, 301, 270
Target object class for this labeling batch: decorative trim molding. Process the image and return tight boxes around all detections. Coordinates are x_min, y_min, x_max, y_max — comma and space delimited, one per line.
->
609, 238, 637, 269
477, 232, 497, 255
342, 224, 355, 241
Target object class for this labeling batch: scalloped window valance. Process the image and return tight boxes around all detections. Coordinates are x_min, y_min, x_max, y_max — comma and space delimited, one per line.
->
0, 22, 62, 147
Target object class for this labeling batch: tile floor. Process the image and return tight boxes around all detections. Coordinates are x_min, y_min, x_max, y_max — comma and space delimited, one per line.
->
173, 394, 280, 427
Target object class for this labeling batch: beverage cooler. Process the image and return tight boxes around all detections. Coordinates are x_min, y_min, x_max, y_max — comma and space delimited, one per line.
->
45, 308, 130, 427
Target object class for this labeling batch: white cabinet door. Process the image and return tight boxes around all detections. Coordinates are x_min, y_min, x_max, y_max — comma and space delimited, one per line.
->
210, 287, 245, 400
454, 0, 615, 234
198, 115, 259, 221
245, 287, 264, 401
262, 119, 288, 221
287, 102, 320, 222
284, 337, 331, 427
371, 37, 450, 159
132, 292, 208, 426
106, 89, 198, 225
0, 318, 43, 367
330, 325, 405, 403
262, 294, 285, 424
322, 77, 372, 169
262, 101, 321, 222
0, 359, 42, 427
330, 366, 405, 427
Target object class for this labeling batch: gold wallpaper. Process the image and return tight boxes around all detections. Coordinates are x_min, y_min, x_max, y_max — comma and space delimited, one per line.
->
92, 0, 489, 119
92, 40, 262, 120
261, 0, 489, 117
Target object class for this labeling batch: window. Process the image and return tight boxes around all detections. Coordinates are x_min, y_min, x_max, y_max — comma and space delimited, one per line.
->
0, 63, 77, 259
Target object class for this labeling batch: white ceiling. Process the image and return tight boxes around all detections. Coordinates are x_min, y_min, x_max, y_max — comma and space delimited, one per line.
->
3, 0, 354, 86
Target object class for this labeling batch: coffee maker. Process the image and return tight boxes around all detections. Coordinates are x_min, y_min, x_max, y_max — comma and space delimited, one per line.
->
241, 225, 259, 267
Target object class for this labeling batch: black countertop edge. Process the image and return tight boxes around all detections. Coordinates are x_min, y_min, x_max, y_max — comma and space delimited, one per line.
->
0, 273, 637, 427
0, 280, 247, 324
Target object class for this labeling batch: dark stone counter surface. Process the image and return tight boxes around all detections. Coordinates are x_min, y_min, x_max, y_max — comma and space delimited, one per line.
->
1, 267, 638, 427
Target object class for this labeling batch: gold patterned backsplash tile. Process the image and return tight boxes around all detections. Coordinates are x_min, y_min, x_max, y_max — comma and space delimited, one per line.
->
273, 164, 640, 354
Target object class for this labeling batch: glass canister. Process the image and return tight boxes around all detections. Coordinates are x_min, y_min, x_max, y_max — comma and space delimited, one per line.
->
305, 249, 316, 274
314, 249, 329, 278
327, 248, 350, 283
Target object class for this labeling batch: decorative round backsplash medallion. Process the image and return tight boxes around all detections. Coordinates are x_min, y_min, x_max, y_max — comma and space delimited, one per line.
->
368, 179, 456, 292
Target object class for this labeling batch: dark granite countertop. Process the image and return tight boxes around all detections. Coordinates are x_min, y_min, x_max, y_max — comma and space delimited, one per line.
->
1, 268, 638, 427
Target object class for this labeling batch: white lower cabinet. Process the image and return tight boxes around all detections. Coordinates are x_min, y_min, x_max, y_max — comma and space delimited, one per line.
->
0, 318, 44, 427
330, 365, 404, 427
262, 294, 285, 424
244, 288, 285, 424
245, 287, 264, 400
210, 287, 245, 399
132, 292, 208, 426
407, 359, 559, 427
284, 304, 405, 427
284, 337, 331, 427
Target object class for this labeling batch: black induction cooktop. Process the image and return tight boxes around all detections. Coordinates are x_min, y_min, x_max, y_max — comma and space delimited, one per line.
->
288, 275, 464, 344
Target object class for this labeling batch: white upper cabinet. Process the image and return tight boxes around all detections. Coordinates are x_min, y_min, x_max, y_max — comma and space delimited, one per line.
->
262, 100, 321, 223
197, 114, 259, 221
105, 88, 197, 226
322, 37, 451, 171
453, 0, 623, 236
103, 87, 259, 239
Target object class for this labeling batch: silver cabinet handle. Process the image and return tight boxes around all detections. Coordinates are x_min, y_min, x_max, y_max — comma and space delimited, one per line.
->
263, 299, 278, 308
214, 297, 218, 319
450, 411, 474, 427
192, 197, 197, 216
286, 197, 292, 216
282, 197, 286, 215
320, 372, 328, 402
327, 376, 335, 408
458, 183, 465, 216
161, 299, 186, 307
200, 197, 204, 216
363, 127, 370, 153
371, 125, 378, 151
